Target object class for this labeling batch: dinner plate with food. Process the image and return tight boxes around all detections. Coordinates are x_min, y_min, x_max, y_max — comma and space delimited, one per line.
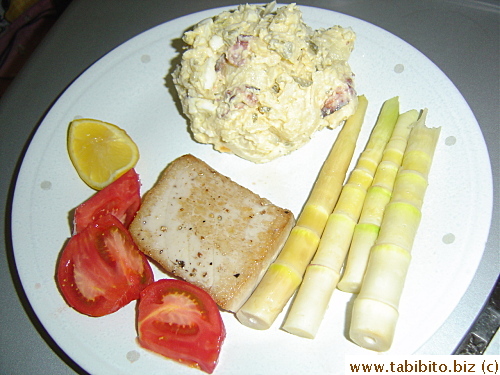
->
11, 2, 492, 374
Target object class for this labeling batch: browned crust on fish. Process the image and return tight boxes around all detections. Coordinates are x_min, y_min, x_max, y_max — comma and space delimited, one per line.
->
130, 154, 294, 312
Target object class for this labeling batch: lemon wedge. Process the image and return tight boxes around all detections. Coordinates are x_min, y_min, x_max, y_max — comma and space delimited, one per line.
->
68, 118, 139, 190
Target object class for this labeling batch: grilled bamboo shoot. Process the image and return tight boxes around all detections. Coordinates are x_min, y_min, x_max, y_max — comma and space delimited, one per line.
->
236, 96, 368, 330
282, 97, 400, 338
349, 110, 440, 351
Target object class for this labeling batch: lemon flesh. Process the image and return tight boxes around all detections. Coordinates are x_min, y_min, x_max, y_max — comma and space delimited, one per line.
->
68, 119, 139, 190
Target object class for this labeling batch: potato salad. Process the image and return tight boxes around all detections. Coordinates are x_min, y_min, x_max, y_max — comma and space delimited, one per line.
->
173, 2, 358, 163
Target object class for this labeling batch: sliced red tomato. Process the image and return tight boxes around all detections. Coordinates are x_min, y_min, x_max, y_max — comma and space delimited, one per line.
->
73, 168, 141, 234
57, 213, 154, 317
137, 279, 226, 374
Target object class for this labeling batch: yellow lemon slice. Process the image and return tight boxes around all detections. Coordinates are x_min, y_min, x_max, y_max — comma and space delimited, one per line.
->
68, 118, 139, 190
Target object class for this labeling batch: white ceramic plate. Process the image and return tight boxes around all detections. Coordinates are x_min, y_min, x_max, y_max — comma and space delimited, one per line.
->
11, 4, 493, 375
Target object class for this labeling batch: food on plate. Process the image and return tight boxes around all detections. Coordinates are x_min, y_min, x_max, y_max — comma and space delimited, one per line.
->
282, 97, 401, 338
137, 279, 225, 374
236, 96, 367, 330
129, 154, 295, 312
73, 168, 141, 234
67, 118, 139, 190
56, 214, 154, 317
350, 111, 440, 352
172, 2, 358, 163
338, 109, 419, 294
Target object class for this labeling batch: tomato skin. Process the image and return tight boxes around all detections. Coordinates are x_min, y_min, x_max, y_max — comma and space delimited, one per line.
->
137, 279, 226, 374
57, 214, 154, 317
73, 168, 141, 234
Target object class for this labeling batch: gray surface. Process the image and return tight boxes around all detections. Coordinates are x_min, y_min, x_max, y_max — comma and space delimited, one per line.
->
455, 278, 499, 354
0, 0, 498, 374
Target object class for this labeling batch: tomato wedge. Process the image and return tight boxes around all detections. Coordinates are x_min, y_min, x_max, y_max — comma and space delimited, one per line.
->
137, 279, 226, 374
73, 168, 141, 234
57, 214, 154, 317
